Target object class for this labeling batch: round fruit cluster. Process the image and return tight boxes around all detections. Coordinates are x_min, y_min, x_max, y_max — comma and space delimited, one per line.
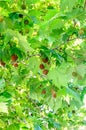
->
39, 57, 49, 75
72, 71, 83, 80
41, 89, 57, 98
11, 54, 18, 67
0, 60, 5, 67
0, 54, 18, 67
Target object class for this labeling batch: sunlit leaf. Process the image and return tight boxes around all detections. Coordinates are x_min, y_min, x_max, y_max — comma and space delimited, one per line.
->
0, 102, 8, 113
0, 79, 5, 89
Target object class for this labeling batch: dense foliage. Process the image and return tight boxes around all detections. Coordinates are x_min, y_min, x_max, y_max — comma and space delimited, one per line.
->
0, 0, 86, 129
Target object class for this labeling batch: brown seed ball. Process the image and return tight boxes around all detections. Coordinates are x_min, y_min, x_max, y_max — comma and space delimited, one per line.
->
0, 60, 5, 67
39, 64, 45, 69
51, 89, 57, 98
72, 72, 78, 77
52, 92, 57, 98
59, 47, 63, 52
11, 54, 18, 62
25, 29, 29, 33
42, 90, 46, 94
42, 57, 48, 63
78, 75, 82, 80
19, 30, 23, 35
19, 14, 23, 18
47, 62, 50, 65
13, 63, 18, 67
78, 29, 84, 35
43, 69, 49, 75
72, 110, 76, 114
0, 16, 4, 22
21, 4, 26, 10
39, 85, 42, 88
24, 20, 29, 25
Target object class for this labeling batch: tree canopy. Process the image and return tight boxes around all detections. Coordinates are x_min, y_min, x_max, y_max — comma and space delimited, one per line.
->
0, 0, 86, 129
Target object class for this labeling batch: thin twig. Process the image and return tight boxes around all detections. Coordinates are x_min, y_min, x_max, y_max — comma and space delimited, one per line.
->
26, 36, 86, 63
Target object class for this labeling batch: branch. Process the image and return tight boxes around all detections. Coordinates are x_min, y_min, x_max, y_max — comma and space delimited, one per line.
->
26, 36, 86, 63
67, 54, 86, 62
52, 36, 86, 50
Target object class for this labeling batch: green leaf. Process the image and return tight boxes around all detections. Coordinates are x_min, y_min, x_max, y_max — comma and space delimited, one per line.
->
29, 38, 42, 49
21, 127, 28, 130
81, 87, 86, 101
11, 74, 21, 85
54, 97, 62, 112
1, 91, 11, 98
0, 119, 5, 128
60, 0, 78, 11
0, 79, 5, 89
0, 102, 8, 113
67, 87, 82, 105
49, 19, 65, 30
48, 98, 54, 109
15, 104, 23, 117
34, 125, 42, 130
0, 96, 9, 102
5, 29, 33, 53
0, 22, 6, 32
0, 0, 86, 129
17, 33, 33, 52
7, 124, 20, 130
48, 65, 70, 87
26, 0, 38, 4
66, 8, 86, 20
76, 64, 86, 77
44, 10, 58, 21
28, 57, 40, 74
0, 0, 11, 1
